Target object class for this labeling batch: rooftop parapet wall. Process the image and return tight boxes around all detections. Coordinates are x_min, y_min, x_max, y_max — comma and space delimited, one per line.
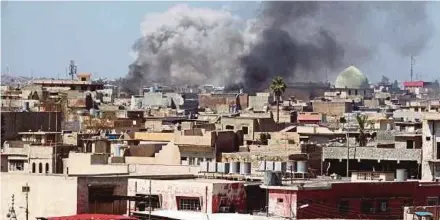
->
323, 146, 421, 162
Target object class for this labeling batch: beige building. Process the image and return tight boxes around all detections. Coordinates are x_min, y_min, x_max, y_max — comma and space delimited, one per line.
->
2, 131, 75, 174
421, 113, 440, 181
1, 173, 128, 220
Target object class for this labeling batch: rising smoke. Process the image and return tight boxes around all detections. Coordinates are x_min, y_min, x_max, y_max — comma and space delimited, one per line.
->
122, 2, 434, 94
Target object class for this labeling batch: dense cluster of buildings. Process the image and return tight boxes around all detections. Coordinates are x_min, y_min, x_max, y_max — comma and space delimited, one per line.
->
1, 66, 440, 220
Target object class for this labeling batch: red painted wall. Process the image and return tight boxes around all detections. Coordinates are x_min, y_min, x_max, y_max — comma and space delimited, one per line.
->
268, 181, 440, 219
212, 182, 247, 213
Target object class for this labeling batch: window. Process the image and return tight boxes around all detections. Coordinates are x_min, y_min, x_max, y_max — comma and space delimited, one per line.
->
338, 200, 350, 214
9, 160, 24, 171
39, 163, 42, 173
427, 197, 438, 206
225, 125, 234, 130
426, 137, 431, 141
437, 142, 440, 160
361, 200, 374, 213
406, 140, 414, 149
242, 126, 249, 135
45, 163, 49, 173
348, 90, 352, 95
32, 163, 36, 173
277, 198, 284, 203
177, 197, 201, 211
377, 200, 388, 212
355, 90, 358, 95
135, 194, 161, 211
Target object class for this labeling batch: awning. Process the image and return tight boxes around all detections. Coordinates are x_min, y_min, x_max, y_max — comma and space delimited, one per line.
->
415, 211, 433, 217
46, 214, 138, 220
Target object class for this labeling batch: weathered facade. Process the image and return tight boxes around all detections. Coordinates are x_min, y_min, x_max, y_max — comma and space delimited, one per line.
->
127, 178, 247, 214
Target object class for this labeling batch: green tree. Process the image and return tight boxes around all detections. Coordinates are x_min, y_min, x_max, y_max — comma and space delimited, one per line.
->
355, 113, 369, 146
270, 76, 287, 123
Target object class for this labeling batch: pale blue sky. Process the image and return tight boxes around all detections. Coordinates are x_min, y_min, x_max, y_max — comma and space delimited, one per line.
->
1, 1, 439, 82
1, 1, 254, 79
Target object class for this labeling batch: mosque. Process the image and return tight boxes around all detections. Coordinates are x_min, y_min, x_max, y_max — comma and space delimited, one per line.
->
325, 65, 374, 99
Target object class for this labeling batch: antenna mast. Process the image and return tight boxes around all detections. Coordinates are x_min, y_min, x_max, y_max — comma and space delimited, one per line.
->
68, 60, 77, 80
410, 56, 415, 81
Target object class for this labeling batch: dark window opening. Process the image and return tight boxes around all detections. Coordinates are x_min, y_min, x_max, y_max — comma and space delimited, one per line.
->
338, 200, 350, 214
407, 140, 414, 149
355, 90, 358, 95
427, 197, 438, 206
177, 197, 201, 211
348, 90, 352, 95
361, 200, 374, 214
437, 142, 440, 160
426, 137, 431, 141
277, 198, 283, 203
242, 126, 249, 135
225, 125, 234, 130
135, 194, 161, 211
38, 163, 43, 173
32, 163, 36, 173
45, 163, 49, 173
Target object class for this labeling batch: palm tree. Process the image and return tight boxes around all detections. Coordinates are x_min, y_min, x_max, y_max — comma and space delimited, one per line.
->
355, 113, 369, 146
270, 76, 287, 123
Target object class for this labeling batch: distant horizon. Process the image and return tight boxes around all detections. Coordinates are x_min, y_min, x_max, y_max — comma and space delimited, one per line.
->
2, 1, 440, 84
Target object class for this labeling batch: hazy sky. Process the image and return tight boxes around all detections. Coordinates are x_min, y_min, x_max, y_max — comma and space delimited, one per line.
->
1, 1, 439, 82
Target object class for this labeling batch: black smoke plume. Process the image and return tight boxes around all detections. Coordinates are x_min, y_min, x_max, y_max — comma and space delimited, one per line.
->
122, 2, 434, 94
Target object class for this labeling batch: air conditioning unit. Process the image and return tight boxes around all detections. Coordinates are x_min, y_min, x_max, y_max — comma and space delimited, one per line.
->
219, 206, 230, 213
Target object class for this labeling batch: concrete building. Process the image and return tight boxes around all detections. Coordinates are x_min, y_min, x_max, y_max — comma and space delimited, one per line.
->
199, 93, 248, 114
133, 129, 242, 165
261, 172, 440, 219
1, 111, 62, 140
127, 178, 247, 214
1, 173, 128, 220
421, 113, 440, 181
2, 131, 75, 174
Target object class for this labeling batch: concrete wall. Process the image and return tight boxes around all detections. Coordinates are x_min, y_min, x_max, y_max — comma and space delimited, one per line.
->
323, 146, 422, 163
128, 164, 199, 175
313, 101, 352, 117
77, 176, 128, 214
267, 189, 297, 218
1, 173, 78, 220
66, 153, 129, 175
422, 119, 440, 181
1, 111, 63, 140
128, 179, 246, 214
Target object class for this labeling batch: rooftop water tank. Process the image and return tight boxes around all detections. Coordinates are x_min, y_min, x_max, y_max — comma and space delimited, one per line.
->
217, 162, 230, 174
229, 162, 240, 174
199, 161, 209, 173
240, 162, 251, 175
396, 169, 408, 182
274, 162, 287, 173
286, 161, 296, 172
297, 161, 308, 173
265, 161, 275, 171
208, 161, 217, 173
264, 171, 282, 186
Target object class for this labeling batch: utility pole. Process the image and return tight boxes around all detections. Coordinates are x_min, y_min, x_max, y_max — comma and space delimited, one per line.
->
22, 183, 30, 220
149, 179, 152, 220
410, 56, 415, 81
